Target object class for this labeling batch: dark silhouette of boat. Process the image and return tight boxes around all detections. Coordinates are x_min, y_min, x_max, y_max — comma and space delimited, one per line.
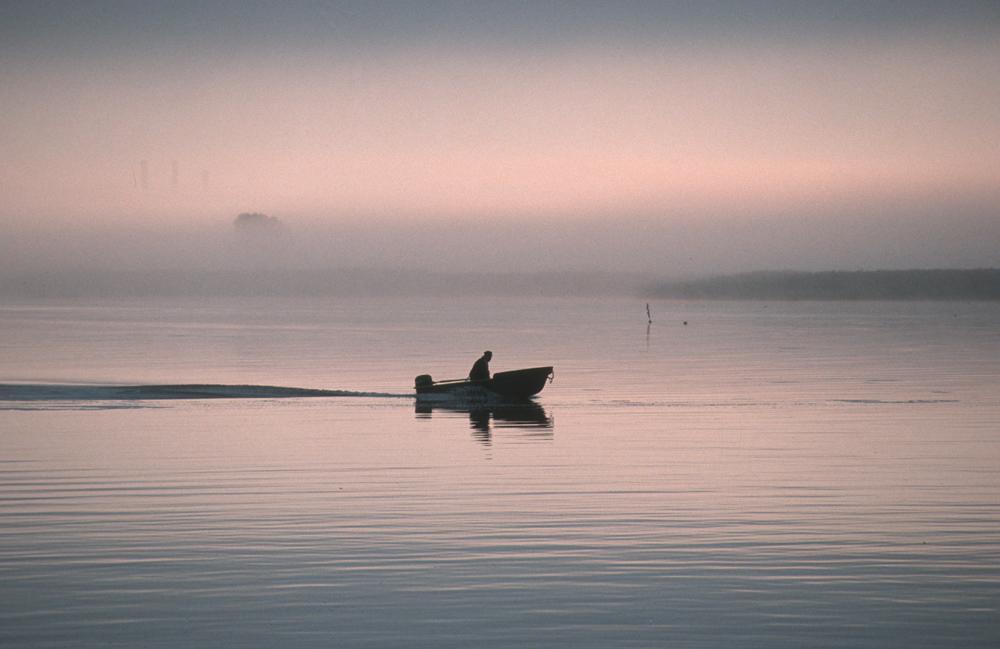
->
414, 366, 553, 400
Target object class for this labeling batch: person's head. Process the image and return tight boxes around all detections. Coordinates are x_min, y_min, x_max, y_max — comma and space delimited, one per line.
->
483, 350, 492, 361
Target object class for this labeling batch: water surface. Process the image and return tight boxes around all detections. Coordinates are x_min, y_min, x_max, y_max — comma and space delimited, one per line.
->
2, 298, 999, 647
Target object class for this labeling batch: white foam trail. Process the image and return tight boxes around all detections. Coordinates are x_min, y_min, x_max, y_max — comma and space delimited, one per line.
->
0, 384, 412, 401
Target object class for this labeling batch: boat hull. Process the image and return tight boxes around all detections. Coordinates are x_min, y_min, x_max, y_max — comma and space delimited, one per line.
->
415, 366, 553, 400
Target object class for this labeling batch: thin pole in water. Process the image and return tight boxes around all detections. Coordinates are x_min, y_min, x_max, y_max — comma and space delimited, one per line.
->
646, 303, 653, 348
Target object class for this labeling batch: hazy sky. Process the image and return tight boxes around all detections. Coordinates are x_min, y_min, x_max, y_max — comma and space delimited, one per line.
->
2, 1, 998, 276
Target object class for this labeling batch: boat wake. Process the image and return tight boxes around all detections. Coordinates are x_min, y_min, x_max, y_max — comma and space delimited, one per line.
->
0, 383, 412, 405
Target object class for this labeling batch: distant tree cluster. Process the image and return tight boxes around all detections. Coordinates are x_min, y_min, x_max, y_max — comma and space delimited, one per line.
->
234, 212, 282, 230
649, 269, 1000, 300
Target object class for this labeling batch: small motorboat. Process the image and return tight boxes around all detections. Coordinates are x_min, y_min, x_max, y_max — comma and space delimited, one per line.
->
414, 366, 553, 401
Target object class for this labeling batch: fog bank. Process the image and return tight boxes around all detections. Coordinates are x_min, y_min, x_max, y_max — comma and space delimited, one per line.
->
2, 189, 997, 285
2, 200, 998, 298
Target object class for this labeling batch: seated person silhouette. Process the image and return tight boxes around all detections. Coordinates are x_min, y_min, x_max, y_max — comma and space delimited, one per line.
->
469, 350, 492, 381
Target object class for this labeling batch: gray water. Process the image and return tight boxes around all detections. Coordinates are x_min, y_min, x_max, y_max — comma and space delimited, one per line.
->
2, 297, 999, 647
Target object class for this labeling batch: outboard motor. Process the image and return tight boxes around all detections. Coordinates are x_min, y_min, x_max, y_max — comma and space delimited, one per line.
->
414, 374, 434, 391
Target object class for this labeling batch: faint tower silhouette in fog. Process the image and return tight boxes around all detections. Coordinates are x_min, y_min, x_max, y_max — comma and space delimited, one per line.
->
171, 160, 179, 190
139, 160, 149, 190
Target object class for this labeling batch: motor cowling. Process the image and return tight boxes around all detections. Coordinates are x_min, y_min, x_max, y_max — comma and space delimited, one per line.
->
414, 374, 433, 389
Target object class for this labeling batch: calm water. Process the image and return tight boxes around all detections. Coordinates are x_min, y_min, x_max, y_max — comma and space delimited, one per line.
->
2, 297, 999, 648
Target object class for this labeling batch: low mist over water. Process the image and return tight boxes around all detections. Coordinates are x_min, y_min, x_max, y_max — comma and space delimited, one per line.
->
4, 201, 999, 276
2, 207, 998, 298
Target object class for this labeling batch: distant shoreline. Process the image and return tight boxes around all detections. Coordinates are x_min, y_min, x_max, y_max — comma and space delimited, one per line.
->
2, 268, 997, 300
647, 269, 1000, 301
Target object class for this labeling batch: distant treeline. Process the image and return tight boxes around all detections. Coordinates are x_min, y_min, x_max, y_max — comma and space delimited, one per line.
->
649, 269, 1000, 300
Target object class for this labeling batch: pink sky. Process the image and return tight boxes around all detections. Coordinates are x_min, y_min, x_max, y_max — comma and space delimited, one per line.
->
2, 5, 998, 274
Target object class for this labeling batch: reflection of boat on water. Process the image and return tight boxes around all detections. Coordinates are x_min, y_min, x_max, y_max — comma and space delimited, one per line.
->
416, 400, 551, 427
414, 367, 554, 401
415, 400, 553, 441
